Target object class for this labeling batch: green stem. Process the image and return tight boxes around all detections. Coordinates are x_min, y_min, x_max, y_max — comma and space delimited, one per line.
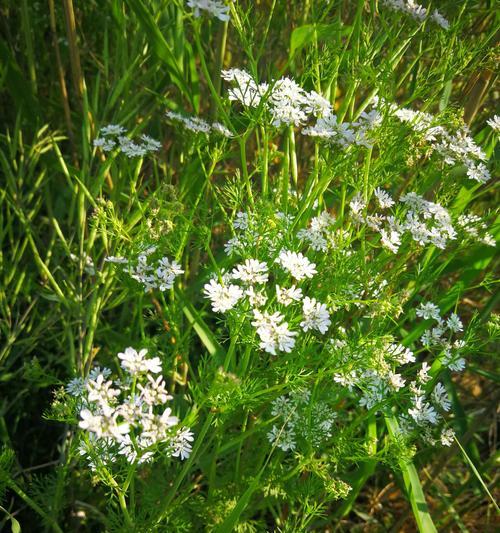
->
289, 126, 298, 190
234, 411, 249, 482
281, 130, 290, 211
117, 490, 133, 528
239, 344, 252, 375
6, 479, 63, 533
260, 126, 269, 196
154, 413, 214, 525
212, 20, 229, 118
238, 135, 255, 208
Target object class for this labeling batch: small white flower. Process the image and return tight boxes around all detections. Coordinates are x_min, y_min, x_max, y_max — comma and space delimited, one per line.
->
380, 229, 401, 253
431, 9, 450, 30
433, 383, 451, 411
388, 343, 415, 364
231, 259, 269, 284
172, 428, 194, 460
408, 395, 439, 426
221, 68, 268, 108
118, 136, 147, 158
155, 257, 184, 290
446, 313, 463, 333
140, 134, 161, 152
138, 375, 172, 406
374, 188, 395, 209
78, 409, 102, 433
482, 233, 496, 247
104, 255, 128, 264
388, 371, 405, 391
416, 301, 441, 321
276, 250, 317, 281
93, 137, 116, 151
118, 435, 154, 464
297, 228, 328, 251
300, 296, 331, 334
252, 309, 297, 355
79, 408, 130, 440
244, 286, 268, 307
87, 374, 120, 404
100, 124, 126, 136
486, 115, 500, 132
466, 161, 490, 184
276, 285, 303, 306
442, 350, 466, 372
118, 347, 162, 375
186, 0, 230, 22
440, 427, 455, 446
349, 193, 366, 217
224, 236, 243, 255
233, 211, 249, 230
418, 362, 431, 383
203, 279, 244, 313
333, 370, 358, 391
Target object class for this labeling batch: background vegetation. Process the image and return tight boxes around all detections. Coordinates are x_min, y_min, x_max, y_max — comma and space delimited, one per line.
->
0, 0, 498, 531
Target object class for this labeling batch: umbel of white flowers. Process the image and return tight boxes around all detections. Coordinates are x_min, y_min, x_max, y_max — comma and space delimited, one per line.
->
67, 347, 193, 468
203, 246, 331, 356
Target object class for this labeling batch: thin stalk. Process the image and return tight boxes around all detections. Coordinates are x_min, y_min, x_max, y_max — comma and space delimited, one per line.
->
238, 135, 254, 208
281, 130, 290, 211
212, 20, 229, 118
192, 23, 254, 206
239, 345, 252, 375
48, 0, 76, 162
289, 127, 298, 189
234, 411, 249, 482
154, 413, 214, 525
360, 147, 373, 264
20, 0, 37, 94
63, 0, 84, 102
260, 126, 269, 196
339, 181, 347, 221
117, 491, 133, 528
6, 478, 63, 533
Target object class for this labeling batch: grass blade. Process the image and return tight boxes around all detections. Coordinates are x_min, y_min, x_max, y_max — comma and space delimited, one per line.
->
386, 416, 437, 533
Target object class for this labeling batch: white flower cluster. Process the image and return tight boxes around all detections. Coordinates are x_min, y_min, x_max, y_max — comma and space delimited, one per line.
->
186, 0, 229, 21
297, 211, 336, 251
221, 69, 331, 127
402, 373, 456, 447
105, 246, 184, 292
252, 309, 298, 355
93, 124, 161, 157
166, 111, 232, 137
417, 302, 466, 372
378, 99, 491, 184
331, 338, 415, 409
457, 214, 496, 247
381, 1, 450, 29
68, 347, 194, 466
486, 115, 500, 132
302, 109, 382, 149
350, 190, 456, 252
331, 327, 457, 448
203, 212, 333, 355
267, 390, 337, 451
400, 302, 465, 446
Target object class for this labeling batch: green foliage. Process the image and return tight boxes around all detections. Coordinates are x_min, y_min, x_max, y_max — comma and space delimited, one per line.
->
0, 0, 498, 532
